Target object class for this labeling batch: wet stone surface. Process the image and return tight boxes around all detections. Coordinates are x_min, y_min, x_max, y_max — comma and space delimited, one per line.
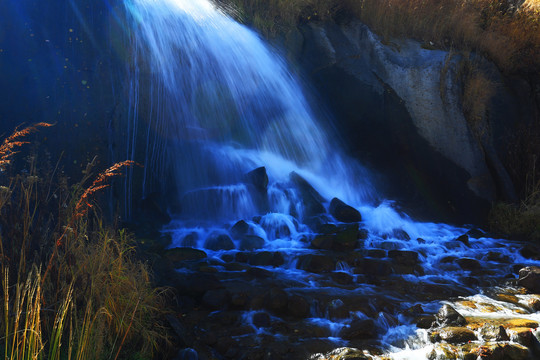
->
158, 175, 540, 360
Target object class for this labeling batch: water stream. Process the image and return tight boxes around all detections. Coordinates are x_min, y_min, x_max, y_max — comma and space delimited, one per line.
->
125, 0, 540, 359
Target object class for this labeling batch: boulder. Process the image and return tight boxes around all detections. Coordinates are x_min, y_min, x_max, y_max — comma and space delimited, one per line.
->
436, 305, 466, 327
455, 234, 470, 247
340, 318, 375, 340
507, 327, 539, 348
518, 266, 540, 293
479, 323, 509, 341
180, 232, 199, 247
456, 258, 482, 271
289, 172, 326, 218
230, 220, 249, 239
362, 258, 393, 277
388, 250, 419, 266
438, 327, 477, 344
204, 233, 235, 250
265, 288, 288, 312
245, 167, 268, 192
252, 312, 271, 328
249, 251, 285, 267
416, 316, 436, 329
174, 348, 198, 360
239, 235, 265, 250
297, 254, 336, 273
202, 289, 229, 309
165, 247, 207, 264
329, 197, 362, 223
331, 271, 354, 285
467, 343, 530, 360
287, 295, 310, 318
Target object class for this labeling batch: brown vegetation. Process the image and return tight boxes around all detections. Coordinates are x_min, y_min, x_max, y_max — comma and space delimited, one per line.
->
0, 124, 168, 359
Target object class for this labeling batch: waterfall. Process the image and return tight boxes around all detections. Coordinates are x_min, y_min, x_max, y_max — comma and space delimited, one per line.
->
124, 0, 373, 220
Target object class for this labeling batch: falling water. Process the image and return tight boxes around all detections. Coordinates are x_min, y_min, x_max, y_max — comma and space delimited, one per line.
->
125, 0, 373, 221
123, 0, 540, 359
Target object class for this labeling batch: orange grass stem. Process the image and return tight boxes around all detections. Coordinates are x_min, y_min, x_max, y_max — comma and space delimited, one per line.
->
41, 160, 139, 287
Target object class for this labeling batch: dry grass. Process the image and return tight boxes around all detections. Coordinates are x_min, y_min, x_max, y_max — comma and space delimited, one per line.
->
0, 124, 169, 359
218, 0, 539, 76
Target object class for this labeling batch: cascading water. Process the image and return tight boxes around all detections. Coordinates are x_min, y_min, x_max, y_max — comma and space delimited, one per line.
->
124, 0, 540, 359
125, 0, 373, 222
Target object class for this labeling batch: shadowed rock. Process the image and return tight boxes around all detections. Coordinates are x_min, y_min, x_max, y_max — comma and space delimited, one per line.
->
329, 197, 362, 223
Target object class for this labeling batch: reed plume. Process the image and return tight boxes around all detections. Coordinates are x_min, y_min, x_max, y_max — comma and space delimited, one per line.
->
0, 123, 54, 170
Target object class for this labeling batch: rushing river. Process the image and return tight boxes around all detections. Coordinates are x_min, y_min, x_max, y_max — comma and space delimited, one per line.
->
125, 0, 540, 359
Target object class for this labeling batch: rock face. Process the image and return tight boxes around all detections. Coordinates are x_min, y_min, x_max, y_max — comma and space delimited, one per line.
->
285, 20, 530, 224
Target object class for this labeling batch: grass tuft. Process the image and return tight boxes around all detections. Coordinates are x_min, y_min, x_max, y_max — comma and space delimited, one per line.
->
0, 124, 169, 359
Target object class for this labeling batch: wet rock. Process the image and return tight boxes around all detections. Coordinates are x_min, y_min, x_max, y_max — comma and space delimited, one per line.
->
486, 251, 511, 262
440, 256, 457, 264
176, 273, 222, 296
479, 323, 509, 341
165, 247, 207, 264
287, 295, 310, 318
388, 250, 419, 266
427, 343, 459, 360
331, 271, 354, 285
265, 288, 288, 312
320, 347, 370, 360
311, 234, 334, 250
329, 197, 362, 223
380, 241, 403, 250
456, 258, 482, 271
358, 228, 369, 240
527, 297, 540, 311
504, 318, 539, 328
231, 292, 248, 307
180, 232, 199, 247
245, 167, 268, 192
362, 258, 393, 277
520, 244, 540, 260
438, 327, 477, 344
249, 251, 285, 267
290, 172, 326, 218
202, 289, 229, 309
366, 249, 386, 258
246, 266, 273, 278
174, 348, 198, 360
327, 299, 349, 320
466, 228, 485, 239
467, 343, 531, 360
252, 312, 271, 328
436, 305, 466, 327
507, 327, 539, 348
239, 235, 265, 250
392, 229, 411, 240
455, 234, 470, 247
518, 266, 540, 293
297, 254, 335, 273
230, 220, 249, 239
416, 315, 436, 329
333, 224, 360, 251
224, 262, 250, 271
204, 233, 235, 250
340, 318, 375, 340
312, 224, 360, 251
